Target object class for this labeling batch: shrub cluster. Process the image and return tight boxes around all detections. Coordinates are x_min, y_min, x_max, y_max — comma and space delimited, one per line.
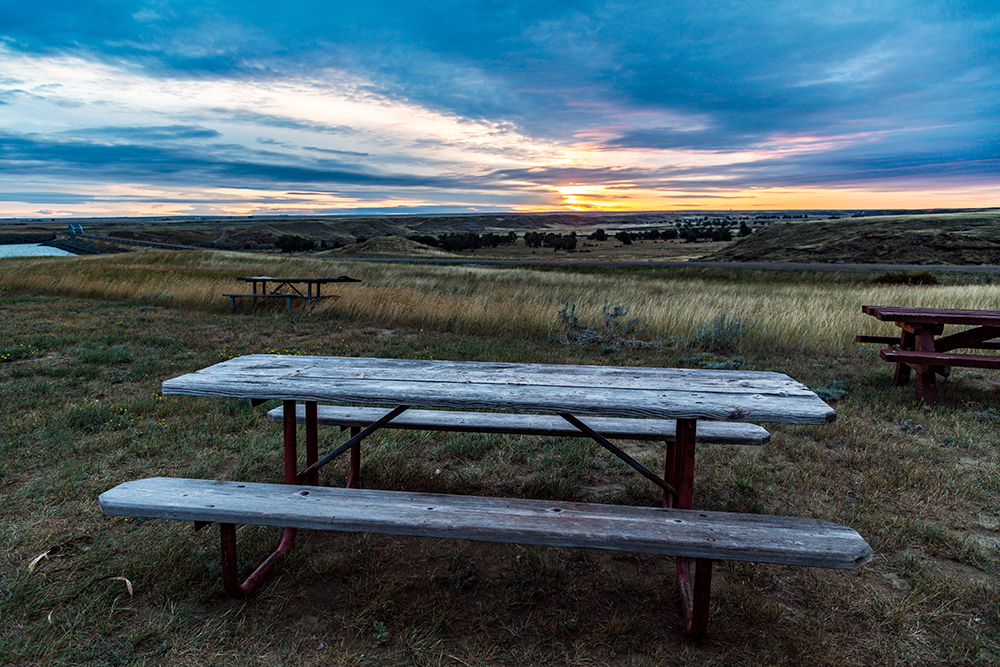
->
872, 270, 939, 286
692, 314, 765, 352
586, 225, 735, 244
274, 234, 317, 253
408, 232, 517, 252
553, 300, 657, 349
524, 232, 577, 251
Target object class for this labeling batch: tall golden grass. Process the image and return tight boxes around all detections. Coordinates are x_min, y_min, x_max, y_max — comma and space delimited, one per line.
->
3, 250, 999, 353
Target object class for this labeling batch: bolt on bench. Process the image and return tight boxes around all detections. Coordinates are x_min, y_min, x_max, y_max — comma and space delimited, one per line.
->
99, 355, 871, 638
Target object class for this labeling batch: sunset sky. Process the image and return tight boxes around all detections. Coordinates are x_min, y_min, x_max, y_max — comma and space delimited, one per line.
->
1, 1, 997, 217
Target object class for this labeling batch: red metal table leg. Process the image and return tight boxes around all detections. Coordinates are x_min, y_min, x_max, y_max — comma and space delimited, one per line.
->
677, 556, 713, 638
664, 442, 677, 508
672, 419, 695, 509
305, 402, 319, 486
220, 523, 296, 598
346, 426, 361, 488
218, 399, 303, 597
665, 419, 713, 638
283, 400, 298, 484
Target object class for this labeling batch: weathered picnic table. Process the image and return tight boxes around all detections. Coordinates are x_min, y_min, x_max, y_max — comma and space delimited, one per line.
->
858, 305, 1000, 406
99, 355, 870, 638
224, 275, 360, 311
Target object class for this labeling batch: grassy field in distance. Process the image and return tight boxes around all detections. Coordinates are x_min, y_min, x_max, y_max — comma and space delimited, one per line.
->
331, 236, 738, 263
0, 249, 997, 666
2, 250, 1000, 353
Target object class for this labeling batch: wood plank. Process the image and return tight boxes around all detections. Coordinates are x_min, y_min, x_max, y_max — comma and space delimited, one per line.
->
863, 305, 1000, 327
857, 333, 1000, 350
166, 375, 833, 423
934, 326, 1000, 352
265, 405, 770, 446
237, 276, 360, 283
161, 355, 835, 425
175, 355, 814, 393
99, 478, 872, 570
881, 348, 1000, 370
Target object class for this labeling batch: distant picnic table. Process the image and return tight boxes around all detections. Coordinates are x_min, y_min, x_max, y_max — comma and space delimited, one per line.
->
858, 305, 1000, 406
224, 275, 360, 312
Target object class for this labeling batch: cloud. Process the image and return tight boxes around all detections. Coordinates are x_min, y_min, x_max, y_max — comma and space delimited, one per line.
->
0, 130, 458, 188
61, 124, 223, 142
0, 190, 98, 204
205, 110, 354, 135
0, 1, 997, 214
303, 146, 369, 158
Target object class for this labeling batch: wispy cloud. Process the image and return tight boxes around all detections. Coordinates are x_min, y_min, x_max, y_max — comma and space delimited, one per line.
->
0, 1, 997, 216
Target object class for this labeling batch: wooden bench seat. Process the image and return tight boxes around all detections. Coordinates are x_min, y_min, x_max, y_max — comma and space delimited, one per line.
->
880, 347, 1000, 370
265, 405, 771, 446
856, 334, 1000, 350
100, 477, 872, 570
223, 292, 308, 298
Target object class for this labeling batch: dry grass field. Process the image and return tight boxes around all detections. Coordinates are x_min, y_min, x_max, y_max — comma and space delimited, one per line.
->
0, 249, 998, 666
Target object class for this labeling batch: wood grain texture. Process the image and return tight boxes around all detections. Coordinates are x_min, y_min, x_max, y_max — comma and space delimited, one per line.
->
99, 478, 872, 569
265, 405, 770, 445
162, 355, 834, 424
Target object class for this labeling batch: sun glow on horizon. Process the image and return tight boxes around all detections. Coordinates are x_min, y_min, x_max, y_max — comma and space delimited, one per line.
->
1, 45, 996, 218
529, 180, 1000, 213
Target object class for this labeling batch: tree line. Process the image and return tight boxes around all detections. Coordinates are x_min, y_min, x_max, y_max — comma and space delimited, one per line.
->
275, 222, 754, 253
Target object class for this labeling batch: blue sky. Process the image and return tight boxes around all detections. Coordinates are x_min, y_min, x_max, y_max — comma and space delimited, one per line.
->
1, 1, 997, 216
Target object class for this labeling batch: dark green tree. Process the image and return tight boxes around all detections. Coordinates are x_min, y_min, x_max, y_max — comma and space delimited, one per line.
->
275, 235, 317, 253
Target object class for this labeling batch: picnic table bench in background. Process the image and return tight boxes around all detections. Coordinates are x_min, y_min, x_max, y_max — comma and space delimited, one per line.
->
224, 275, 360, 312
858, 305, 1000, 406
99, 355, 871, 639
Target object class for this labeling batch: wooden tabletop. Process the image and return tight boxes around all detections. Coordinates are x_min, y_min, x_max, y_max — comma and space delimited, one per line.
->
862, 305, 1000, 327
162, 355, 835, 424
237, 276, 360, 284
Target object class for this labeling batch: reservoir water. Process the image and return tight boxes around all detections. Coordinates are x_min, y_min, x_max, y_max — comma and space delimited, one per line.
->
0, 244, 75, 258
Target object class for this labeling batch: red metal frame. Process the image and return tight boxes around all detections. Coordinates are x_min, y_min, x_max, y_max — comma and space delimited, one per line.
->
216, 399, 368, 596
664, 418, 712, 639
217, 399, 315, 597
347, 426, 361, 489
214, 402, 715, 636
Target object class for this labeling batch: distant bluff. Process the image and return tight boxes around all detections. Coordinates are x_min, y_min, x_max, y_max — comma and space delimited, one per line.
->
700, 210, 1000, 265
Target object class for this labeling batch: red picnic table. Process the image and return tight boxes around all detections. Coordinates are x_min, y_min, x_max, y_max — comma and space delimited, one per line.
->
858, 305, 1000, 406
